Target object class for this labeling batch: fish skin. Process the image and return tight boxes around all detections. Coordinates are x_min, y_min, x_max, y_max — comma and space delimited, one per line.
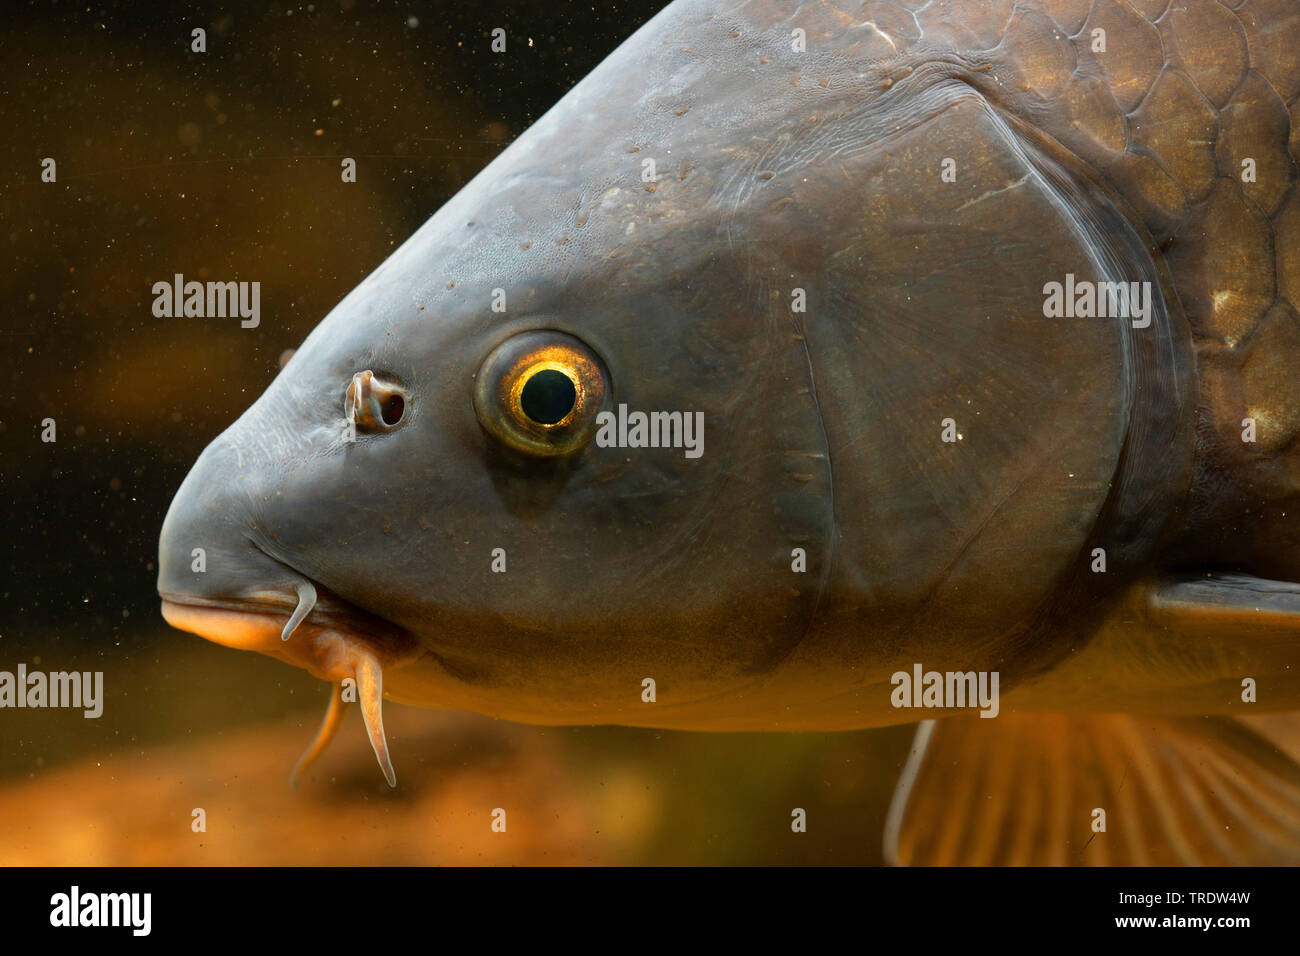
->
156, 0, 1297, 718
157, 0, 1300, 856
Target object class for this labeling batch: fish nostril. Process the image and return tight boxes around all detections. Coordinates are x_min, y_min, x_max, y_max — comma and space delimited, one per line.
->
519, 368, 577, 425
346, 370, 407, 431
381, 393, 405, 426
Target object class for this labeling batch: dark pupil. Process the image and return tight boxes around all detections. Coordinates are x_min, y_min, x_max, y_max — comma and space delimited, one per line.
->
520, 369, 577, 425
381, 394, 405, 426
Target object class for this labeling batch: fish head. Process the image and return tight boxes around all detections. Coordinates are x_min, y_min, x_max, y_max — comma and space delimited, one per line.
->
157, 34, 841, 728
160, 0, 1196, 741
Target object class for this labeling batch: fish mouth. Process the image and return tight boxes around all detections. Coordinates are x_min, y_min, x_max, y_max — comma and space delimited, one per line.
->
159, 548, 422, 788
159, 569, 413, 664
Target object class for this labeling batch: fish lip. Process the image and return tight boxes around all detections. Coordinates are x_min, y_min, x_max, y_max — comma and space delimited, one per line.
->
159, 540, 413, 650
159, 586, 426, 690
157, 585, 373, 634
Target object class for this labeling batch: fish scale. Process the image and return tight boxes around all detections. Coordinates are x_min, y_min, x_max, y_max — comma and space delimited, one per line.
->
1044, 0, 1299, 572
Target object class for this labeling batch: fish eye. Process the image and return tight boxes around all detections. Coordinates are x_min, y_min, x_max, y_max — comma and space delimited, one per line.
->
519, 369, 577, 424
345, 370, 408, 432
473, 330, 609, 457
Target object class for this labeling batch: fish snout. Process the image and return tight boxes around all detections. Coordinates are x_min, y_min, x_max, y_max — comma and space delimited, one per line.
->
158, 430, 415, 787
157, 435, 301, 620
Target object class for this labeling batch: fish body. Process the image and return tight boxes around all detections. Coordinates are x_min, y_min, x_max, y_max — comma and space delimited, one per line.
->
159, 0, 1300, 862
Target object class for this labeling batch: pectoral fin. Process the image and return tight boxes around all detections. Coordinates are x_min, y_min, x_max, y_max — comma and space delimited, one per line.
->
1149, 572, 1300, 630
885, 712, 1300, 865
1005, 573, 1300, 714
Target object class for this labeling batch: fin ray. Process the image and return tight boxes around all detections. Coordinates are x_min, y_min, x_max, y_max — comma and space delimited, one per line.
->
887, 713, 1300, 865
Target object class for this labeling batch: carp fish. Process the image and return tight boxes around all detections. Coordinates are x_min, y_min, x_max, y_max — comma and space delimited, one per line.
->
158, 0, 1300, 864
